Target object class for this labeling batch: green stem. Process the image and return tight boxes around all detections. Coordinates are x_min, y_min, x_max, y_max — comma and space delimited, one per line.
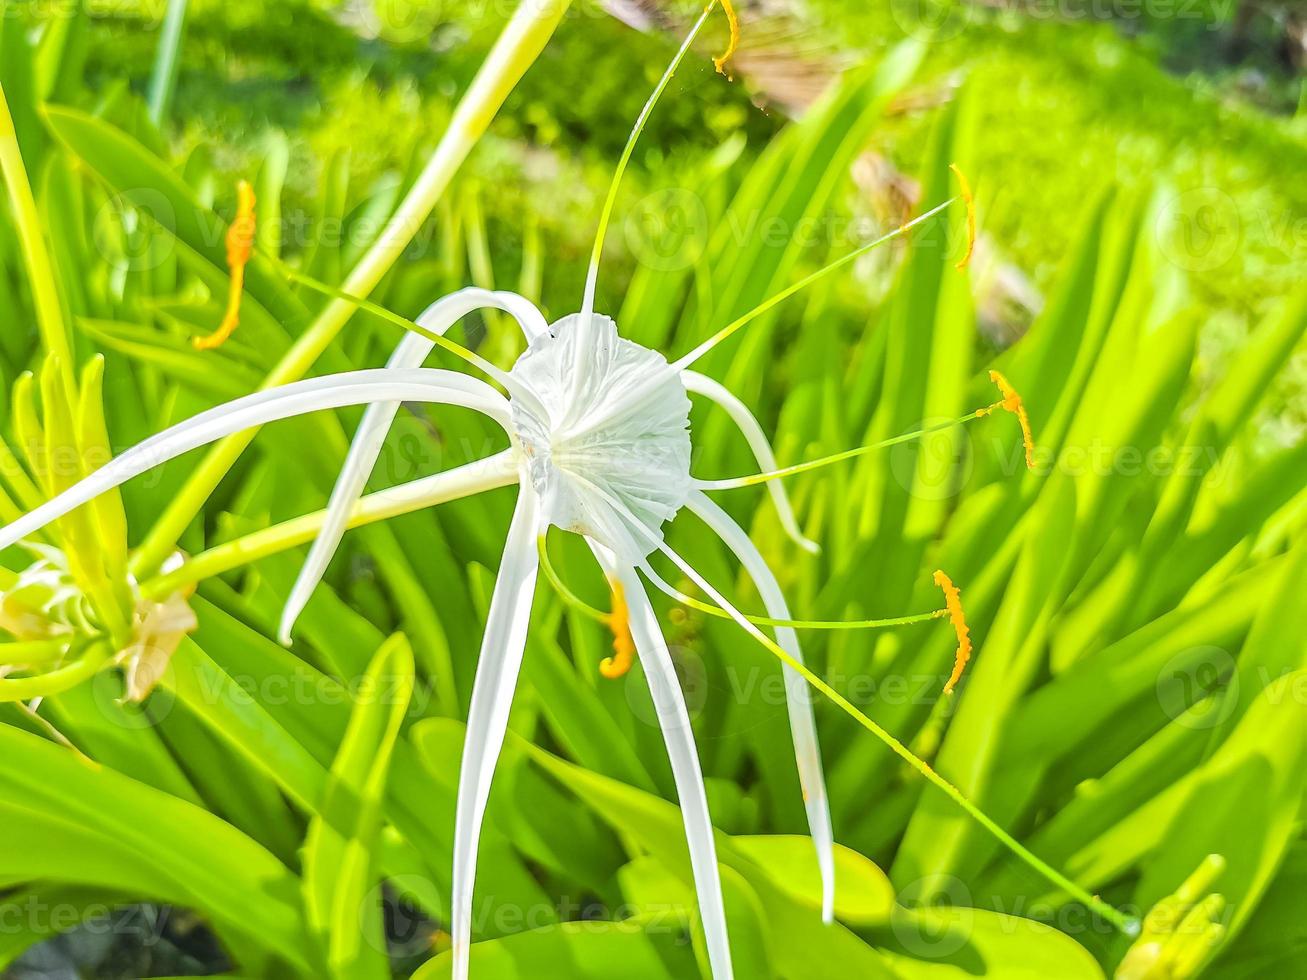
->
538, 533, 944, 631
0, 638, 71, 667
147, 0, 190, 124
0, 80, 74, 392
132, 0, 572, 578
140, 452, 518, 600
0, 640, 111, 703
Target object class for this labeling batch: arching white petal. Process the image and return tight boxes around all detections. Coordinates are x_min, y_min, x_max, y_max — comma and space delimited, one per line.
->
0, 369, 511, 555
451, 486, 540, 980
634, 557, 700, 610
280, 289, 546, 644
681, 370, 819, 554
688, 491, 835, 924
591, 552, 733, 980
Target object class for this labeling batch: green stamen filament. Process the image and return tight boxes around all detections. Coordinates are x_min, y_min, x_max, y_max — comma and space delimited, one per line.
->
537, 536, 609, 624
537, 535, 944, 631
276, 264, 503, 382
581, 4, 717, 318
699, 409, 989, 489
674, 198, 956, 370
665, 586, 944, 630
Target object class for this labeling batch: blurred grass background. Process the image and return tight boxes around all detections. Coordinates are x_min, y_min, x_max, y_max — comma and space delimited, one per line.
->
1, 1, 1305, 976
16, 0, 1299, 435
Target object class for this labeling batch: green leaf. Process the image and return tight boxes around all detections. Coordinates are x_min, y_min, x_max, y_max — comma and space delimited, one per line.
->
1131, 669, 1307, 944
876, 906, 1105, 979
412, 919, 698, 979
732, 834, 895, 927
40, 105, 308, 328
76, 317, 263, 401
1209, 840, 1307, 978
1206, 536, 1307, 746
303, 633, 415, 980
177, 593, 551, 938
0, 722, 311, 974
416, 719, 902, 977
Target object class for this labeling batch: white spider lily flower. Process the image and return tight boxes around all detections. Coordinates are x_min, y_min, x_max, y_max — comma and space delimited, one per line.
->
0, 1, 1140, 963
0, 8, 965, 974
508, 311, 693, 562
273, 293, 832, 980
0, 297, 833, 980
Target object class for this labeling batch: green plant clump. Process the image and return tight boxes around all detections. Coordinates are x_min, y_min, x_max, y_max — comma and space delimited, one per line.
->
0, 2, 1303, 978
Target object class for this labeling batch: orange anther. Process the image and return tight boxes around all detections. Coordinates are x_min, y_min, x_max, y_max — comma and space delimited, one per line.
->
934, 569, 972, 695
599, 577, 636, 679
980, 369, 1035, 470
712, 0, 740, 78
949, 163, 975, 270
194, 180, 256, 350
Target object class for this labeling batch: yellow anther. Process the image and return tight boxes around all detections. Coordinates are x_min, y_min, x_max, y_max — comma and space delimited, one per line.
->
949, 163, 976, 270
979, 369, 1035, 470
194, 180, 257, 350
599, 577, 636, 679
934, 569, 972, 695
711, 0, 740, 78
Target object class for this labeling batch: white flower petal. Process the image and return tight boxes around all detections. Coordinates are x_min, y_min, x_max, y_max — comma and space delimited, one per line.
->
451, 485, 540, 980
280, 289, 546, 644
682, 370, 819, 554
689, 490, 835, 924
636, 527, 849, 933
0, 369, 511, 555
597, 557, 733, 980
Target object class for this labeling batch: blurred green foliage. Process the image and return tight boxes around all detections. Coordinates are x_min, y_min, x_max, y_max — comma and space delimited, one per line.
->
0, 1, 1305, 977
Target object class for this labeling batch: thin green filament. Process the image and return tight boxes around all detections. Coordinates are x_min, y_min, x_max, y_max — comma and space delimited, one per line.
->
665, 585, 944, 630
700, 409, 989, 489
538, 536, 610, 624
538, 533, 943, 632
277, 264, 505, 383
674, 198, 956, 370
581, 3, 717, 318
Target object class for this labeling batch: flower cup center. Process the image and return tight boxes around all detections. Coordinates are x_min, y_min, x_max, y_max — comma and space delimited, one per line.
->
507, 312, 692, 561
